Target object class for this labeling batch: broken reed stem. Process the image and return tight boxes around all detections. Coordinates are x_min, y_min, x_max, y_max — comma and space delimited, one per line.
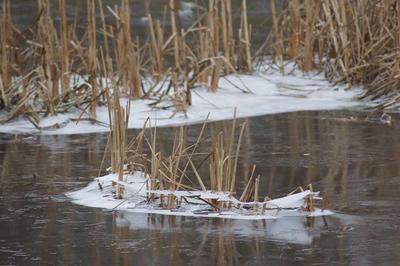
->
240, 164, 256, 202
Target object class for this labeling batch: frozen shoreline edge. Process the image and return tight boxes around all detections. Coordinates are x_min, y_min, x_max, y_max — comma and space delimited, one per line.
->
0, 65, 370, 135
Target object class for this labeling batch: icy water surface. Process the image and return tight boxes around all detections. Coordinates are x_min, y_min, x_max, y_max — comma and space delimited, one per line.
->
1, 110, 400, 265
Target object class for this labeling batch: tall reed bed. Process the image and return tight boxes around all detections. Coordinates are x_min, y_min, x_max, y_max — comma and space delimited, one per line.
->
269, 0, 400, 108
0, 0, 254, 126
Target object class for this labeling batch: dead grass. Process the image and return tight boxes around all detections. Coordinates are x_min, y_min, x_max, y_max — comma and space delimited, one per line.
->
268, 0, 400, 109
0, 0, 254, 126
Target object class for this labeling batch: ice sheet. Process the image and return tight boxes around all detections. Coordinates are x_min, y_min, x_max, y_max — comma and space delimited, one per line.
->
0, 64, 368, 135
66, 171, 333, 221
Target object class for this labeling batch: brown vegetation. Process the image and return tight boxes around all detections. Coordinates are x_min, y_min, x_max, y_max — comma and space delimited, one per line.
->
0, 0, 254, 126
269, 0, 400, 109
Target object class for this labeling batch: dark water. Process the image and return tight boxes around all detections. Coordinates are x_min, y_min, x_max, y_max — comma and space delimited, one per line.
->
1, 110, 400, 265
5, 0, 274, 47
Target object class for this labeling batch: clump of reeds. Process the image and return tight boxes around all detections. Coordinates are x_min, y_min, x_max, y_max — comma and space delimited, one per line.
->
106, 89, 127, 199
268, 0, 400, 108
209, 112, 246, 193
105, 109, 290, 213
0, 0, 256, 126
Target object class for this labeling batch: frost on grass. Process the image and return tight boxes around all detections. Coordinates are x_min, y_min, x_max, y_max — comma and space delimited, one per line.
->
67, 171, 333, 221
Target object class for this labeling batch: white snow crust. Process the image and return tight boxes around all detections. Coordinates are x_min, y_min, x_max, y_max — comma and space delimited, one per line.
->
0, 64, 367, 135
66, 171, 333, 221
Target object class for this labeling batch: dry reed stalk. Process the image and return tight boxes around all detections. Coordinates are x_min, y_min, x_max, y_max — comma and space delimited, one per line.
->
254, 175, 260, 202
97, 0, 110, 61
192, 1, 209, 85
59, 0, 70, 95
111, 1, 141, 98
229, 121, 246, 192
87, 0, 98, 119
170, 0, 181, 70
338, 0, 350, 71
208, 0, 220, 57
209, 119, 246, 193
240, 164, 254, 201
302, 0, 314, 71
37, 0, 59, 115
287, 0, 301, 59
220, 0, 229, 61
148, 15, 164, 80
220, 0, 233, 65
106, 88, 127, 199
0, 0, 11, 109
239, 0, 252, 73
209, 59, 221, 93
123, 0, 141, 98
270, 0, 283, 69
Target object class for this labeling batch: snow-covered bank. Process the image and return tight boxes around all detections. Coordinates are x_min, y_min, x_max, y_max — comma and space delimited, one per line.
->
66, 172, 333, 221
0, 67, 368, 135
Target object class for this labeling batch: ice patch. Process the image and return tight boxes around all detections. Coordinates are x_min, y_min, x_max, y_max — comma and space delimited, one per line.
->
0, 65, 369, 135
66, 172, 333, 221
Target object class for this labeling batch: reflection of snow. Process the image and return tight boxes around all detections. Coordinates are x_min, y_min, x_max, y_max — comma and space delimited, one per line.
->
178, 2, 196, 20
114, 211, 330, 245
66, 172, 333, 221
139, 16, 149, 23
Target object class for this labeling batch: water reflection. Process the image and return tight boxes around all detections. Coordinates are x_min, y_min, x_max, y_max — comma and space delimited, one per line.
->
6, 0, 274, 46
114, 212, 333, 245
1, 110, 400, 265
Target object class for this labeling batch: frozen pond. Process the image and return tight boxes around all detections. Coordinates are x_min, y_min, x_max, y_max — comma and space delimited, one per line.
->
1, 110, 400, 265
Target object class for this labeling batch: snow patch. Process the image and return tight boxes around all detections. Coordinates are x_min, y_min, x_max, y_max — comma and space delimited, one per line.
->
66, 172, 333, 221
0, 64, 369, 135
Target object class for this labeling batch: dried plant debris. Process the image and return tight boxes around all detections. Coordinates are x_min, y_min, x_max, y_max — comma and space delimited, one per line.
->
67, 112, 332, 220
67, 171, 331, 220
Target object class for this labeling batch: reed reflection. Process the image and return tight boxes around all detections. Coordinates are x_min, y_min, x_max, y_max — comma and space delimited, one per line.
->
1, 110, 400, 265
